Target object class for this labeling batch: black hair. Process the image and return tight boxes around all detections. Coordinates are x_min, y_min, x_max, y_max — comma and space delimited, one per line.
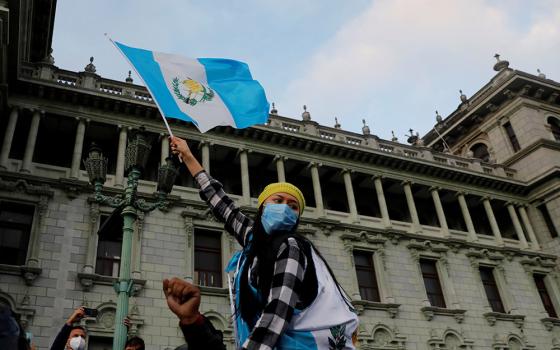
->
126, 336, 145, 350
237, 207, 300, 326
70, 325, 87, 335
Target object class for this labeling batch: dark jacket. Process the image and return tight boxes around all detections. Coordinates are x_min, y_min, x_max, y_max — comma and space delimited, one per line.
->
49, 324, 72, 350
180, 316, 226, 350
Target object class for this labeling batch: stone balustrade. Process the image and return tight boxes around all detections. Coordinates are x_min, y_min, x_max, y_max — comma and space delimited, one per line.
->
20, 61, 517, 179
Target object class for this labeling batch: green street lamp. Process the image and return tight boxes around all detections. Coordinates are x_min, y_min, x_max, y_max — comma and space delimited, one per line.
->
84, 127, 177, 350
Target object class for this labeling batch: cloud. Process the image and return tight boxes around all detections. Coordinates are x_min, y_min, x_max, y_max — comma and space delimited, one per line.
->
281, 0, 560, 137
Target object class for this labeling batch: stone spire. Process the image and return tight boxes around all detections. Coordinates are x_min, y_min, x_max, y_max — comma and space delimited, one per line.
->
362, 119, 370, 136
302, 105, 311, 121
493, 53, 509, 71
84, 57, 96, 73
459, 89, 467, 103
334, 117, 341, 129
270, 102, 278, 115
43, 48, 55, 65
537, 69, 546, 79
391, 131, 398, 142
435, 110, 443, 124
125, 70, 133, 84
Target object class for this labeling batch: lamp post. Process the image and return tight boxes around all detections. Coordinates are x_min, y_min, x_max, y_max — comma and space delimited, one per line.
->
84, 127, 177, 350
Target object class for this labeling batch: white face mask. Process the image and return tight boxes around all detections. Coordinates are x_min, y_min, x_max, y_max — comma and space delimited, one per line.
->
69, 336, 86, 350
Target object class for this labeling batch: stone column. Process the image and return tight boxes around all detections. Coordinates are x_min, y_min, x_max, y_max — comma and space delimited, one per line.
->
201, 141, 210, 173
342, 169, 359, 222
20, 110, 42, 173
0, 106, 19, 169
239, 149, 250, 204
518, 205, 540, 250
482, 197, 503, 245
275, 155, 286, 182
26, 196, 49, 268
456, 192, 477, 241
183, 216, 194, 282
70, 118, 86, 179
402, 181, 421, 232
507, 203, 528, 248
430, 187, 449, 237
309, 162, 324, 216
160, 133, 169, 164
83, 203, 100, 274
373, 176, 391, 228
115, 126, 128, 187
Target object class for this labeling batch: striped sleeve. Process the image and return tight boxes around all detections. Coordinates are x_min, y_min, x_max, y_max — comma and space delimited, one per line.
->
242, 237, 307, 350
195, 170, 254, 246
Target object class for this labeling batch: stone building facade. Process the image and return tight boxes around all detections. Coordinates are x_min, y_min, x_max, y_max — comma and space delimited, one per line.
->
2, 1, 560, 349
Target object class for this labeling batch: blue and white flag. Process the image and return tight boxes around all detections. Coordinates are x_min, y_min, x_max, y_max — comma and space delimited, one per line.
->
114, 41, 270, 133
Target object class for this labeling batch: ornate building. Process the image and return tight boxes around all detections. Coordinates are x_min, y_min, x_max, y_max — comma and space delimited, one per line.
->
2, 1, 560, 349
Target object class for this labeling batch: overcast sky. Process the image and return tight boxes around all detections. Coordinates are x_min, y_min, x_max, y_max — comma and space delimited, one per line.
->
51, 0, 560, 140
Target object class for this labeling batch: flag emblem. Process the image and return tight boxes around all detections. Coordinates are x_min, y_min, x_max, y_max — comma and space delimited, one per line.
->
172, 77, 215, 106
113, 41, 269, 132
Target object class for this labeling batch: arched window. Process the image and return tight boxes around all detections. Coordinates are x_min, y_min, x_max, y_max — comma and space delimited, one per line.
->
548, 116, 560, 141
470, 143, 490, 162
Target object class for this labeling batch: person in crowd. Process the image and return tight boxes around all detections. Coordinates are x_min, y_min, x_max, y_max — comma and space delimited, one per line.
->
125, 336, 145, 350
169, 136, 359, 349
0, 303, 30, 350
49, 307, 87, 350
164, 277, 226, 350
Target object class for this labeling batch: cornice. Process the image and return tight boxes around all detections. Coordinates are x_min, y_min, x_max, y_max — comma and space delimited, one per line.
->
11, 75, 529, 195
502, 138, 560, 167
424, 73, 560, 148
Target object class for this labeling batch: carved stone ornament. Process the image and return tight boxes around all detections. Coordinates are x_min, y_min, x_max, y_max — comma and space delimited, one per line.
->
541, 317, 560, 331
351, 300, 400, 318
483, 312, 525, 328
356, 323, 407, 349
0, 177, 54, 197
427, 328, 474, 350
421, 306, 467, 323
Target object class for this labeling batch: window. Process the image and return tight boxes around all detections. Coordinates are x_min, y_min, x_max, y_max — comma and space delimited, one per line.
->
353, 251, 380, 302
420, 259, 446, 308
95, 213, 123, 277
479, 266, 505, 313
534, 274, 558, 318
87, 336, 113, 350
0, 201, 35, 266
548, 117, 560, 141
194, 229, 222, 288
470, 143, 490, 162
503, 122, 520, 152
538, 203, 558, 238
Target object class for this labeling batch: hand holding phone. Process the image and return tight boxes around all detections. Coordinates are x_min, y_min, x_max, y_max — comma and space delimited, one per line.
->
83, 307, 98, 317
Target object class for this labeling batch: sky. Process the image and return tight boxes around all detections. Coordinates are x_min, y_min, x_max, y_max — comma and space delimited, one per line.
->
51, 0, 560, 141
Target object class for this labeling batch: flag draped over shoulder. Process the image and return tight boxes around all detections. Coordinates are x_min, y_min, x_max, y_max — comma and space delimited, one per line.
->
114, 41, 270, 133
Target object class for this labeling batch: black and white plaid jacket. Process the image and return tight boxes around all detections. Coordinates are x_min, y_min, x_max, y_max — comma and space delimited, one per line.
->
196, 170, 307, 350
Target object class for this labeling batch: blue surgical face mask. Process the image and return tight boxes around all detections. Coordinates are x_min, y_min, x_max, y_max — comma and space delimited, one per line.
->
261, 203, 298, 234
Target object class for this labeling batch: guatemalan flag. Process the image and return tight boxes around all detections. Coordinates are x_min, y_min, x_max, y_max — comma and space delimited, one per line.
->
114, 41, 270, 133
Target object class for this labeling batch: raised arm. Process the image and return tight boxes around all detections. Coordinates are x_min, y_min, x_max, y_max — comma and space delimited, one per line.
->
170, 136, 254, 246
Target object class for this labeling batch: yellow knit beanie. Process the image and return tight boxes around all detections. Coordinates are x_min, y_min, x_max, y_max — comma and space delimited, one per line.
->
257, 182, 306, 214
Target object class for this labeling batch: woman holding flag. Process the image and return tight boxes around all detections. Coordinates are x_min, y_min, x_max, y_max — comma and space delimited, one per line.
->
168, 136, 359, 350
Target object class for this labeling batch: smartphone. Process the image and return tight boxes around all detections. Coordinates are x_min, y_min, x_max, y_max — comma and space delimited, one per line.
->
83, 307, 98, 317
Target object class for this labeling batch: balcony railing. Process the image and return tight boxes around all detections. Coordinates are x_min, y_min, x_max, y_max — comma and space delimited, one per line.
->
20, 61, 518, 180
